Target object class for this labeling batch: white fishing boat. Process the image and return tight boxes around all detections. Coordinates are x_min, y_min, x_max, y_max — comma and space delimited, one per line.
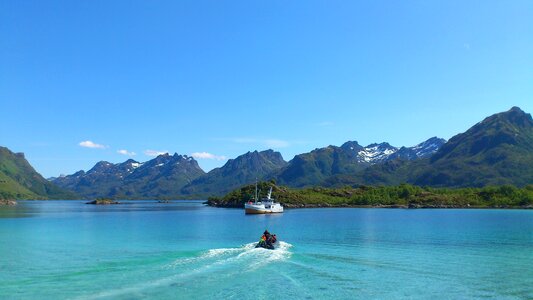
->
244, 183, 283, 214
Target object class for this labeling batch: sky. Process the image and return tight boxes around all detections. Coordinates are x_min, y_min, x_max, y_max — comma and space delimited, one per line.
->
1, 0, 532, 178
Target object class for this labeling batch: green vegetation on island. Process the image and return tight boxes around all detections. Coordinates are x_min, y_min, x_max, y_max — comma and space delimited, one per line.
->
207, 181, 533, 209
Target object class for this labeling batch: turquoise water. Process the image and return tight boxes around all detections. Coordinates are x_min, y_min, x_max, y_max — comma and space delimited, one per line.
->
1, 201, 532, 299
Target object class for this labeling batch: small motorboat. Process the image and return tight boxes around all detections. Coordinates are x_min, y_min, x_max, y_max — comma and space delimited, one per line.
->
255, 230, 278, 250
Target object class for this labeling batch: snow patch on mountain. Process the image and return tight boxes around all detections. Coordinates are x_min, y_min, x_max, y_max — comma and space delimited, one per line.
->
411, 138, 444, 157
356, 143, 398, 163
344, 138, 446, 164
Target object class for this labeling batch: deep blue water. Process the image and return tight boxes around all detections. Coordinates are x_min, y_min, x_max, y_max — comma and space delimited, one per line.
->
1, 201, 532, 299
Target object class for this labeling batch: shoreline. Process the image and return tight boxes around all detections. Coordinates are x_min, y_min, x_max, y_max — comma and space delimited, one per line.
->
206, 202, 533, 210
5, 199, 532, 210
205, 183, 533, 210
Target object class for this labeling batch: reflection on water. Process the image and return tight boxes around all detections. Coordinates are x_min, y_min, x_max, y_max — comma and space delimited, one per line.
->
0, 201, 38, 218
0, 200, 207, 218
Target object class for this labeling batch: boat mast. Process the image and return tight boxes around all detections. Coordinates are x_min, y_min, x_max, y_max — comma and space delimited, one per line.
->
267, 187, 272, 200
255, 179, 258, 203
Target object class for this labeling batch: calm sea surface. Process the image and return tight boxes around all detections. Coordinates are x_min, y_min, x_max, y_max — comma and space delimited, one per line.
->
1, 201, 532, 299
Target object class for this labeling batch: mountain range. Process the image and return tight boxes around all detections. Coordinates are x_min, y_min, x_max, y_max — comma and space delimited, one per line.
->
336, 106, 533, 188
50, 137, 444, 199
2, 106, 532, 199
53, 153, 205, 199
275, 137, 446, 187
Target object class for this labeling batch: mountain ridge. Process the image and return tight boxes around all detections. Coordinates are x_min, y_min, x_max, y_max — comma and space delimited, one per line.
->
275, 137, 446, 188
13, 106, 533, 199
330, 107, 533, 188
53, 153, 205, 199
413, 106, 533, 187
181, 149, 287, 196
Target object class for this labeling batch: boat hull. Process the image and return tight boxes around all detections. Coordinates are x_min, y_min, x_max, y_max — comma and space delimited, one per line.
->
255, 240, 278, 250
245, 208, 280, 214
244, 184, 284, 214
244, 203, 283, 214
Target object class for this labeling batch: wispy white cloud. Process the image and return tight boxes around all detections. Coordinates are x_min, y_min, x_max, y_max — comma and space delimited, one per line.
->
117, 149, 136, 156
230, 138, 256, 144
191, 152, 227, 161
317, 121, 334, 127
263, 139, 290, 148
79, 140, 106, 149
144, 149, 169, 157
223, 138, 290, 148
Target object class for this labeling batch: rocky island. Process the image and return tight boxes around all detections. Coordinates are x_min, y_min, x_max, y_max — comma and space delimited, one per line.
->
86, 198, 120, 205
0, 199, 17, 206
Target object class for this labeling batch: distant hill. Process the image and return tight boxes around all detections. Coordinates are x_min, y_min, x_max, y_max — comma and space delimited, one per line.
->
53, 153, 205, 199
182, 150, 287, 196
275, 137, 445, 187
0, 146, 77, 199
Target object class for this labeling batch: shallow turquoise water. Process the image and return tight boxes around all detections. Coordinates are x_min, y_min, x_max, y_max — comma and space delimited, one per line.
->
1, 201, 532, 299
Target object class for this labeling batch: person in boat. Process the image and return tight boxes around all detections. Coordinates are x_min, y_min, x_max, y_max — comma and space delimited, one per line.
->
263, 230, 270, 245
257, 235, 268, 248
256, 230, 276, 249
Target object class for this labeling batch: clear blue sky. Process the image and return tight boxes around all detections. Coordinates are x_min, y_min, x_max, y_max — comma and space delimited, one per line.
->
1, 0, 531, 178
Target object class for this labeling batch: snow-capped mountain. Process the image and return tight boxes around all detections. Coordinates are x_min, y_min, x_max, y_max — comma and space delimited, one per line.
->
52, 153, 205, 198
52, 138, 447, 197
356, 142, 399, 163
277, 137, 447, 187
389, 137, 446, 161
84, 159, 143, 179
340, 137, 446, 165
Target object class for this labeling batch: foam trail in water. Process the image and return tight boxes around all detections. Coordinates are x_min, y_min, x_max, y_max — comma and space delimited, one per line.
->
78, 241, 292, 299
237, 241, 293, 271
166, 241, 291, 269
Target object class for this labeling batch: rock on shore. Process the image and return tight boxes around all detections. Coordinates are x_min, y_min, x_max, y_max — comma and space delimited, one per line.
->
0, 200, 17, 206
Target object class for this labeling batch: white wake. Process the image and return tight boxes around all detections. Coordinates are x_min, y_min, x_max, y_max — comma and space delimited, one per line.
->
77, 241, 292, 299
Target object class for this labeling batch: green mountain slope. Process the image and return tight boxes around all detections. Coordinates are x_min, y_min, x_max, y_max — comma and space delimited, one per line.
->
275, 138, 445, 188
0, 146, 77, 199
182, 150, 287, 196
275, 144, 367, 187
328, 107, 533, 188
413, 106, 533, 187
321, 159, 416, 187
